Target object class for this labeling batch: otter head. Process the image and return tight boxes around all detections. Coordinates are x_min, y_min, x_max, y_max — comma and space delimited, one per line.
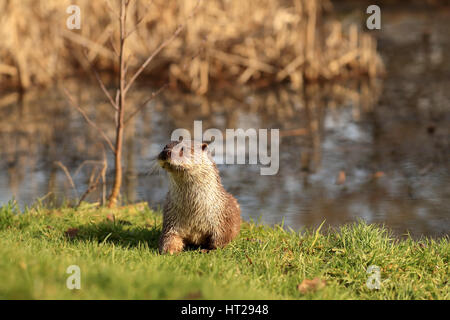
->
157, 140, 215, 176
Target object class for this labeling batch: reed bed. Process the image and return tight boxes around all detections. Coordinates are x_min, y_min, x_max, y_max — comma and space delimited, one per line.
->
0, 0, 384, 93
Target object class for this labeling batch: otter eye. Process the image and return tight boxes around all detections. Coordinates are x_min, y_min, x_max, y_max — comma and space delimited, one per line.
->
179, 147, 184, 157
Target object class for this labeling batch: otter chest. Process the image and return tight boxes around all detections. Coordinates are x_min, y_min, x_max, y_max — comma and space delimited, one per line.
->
167, 184, 223, 234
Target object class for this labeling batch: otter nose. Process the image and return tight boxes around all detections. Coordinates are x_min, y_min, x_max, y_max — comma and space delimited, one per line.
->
158, 148, 172, 161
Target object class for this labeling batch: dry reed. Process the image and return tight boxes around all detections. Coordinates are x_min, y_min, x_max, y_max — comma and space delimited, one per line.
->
0, 0, 384, 93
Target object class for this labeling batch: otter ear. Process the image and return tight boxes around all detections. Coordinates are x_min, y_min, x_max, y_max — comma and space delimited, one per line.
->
201, 143, 208, 151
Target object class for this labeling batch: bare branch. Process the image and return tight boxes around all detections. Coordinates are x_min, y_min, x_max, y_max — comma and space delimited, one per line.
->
73, 160, 105, 177
61, 87, 116, 153
77, 166, 102, 207
115, 89, 120, 127
61, 29, 115, 61
54, 161, 79, 200
124, 83, 167, 124
124, 0, 154, 39
100, 145, 108, 205
124, 26, 181, 95
105, 0, 119, 19
124, 53, 133, 77
81, 50, 118, 111
124, 0, 201, 96
115, 89, 120, 107
109, 34, 119, 58
122, 0, 128, 37
95, 69, 119, 111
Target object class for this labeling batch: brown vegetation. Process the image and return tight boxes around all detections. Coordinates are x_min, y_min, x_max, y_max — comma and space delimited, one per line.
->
0, 0, 383, 93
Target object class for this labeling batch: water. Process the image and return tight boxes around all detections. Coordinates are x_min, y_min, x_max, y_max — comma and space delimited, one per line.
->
0, 5, 449, 238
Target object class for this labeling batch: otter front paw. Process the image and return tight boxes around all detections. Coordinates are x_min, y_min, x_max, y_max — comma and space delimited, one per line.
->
159, 233, 184, 254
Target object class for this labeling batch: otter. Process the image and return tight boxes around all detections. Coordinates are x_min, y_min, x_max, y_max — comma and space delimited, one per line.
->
157, 140, 241, 254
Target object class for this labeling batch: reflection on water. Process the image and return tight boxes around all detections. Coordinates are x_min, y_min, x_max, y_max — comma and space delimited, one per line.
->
0, 6, 449, 238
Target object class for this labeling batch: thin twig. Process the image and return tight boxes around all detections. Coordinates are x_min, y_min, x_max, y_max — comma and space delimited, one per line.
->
124, 0, 201, 96
36, 192, 53, 203
54, 161, 79, 200
115, 89, 120, 106
124, 54, 132, 76
77, 166, 101, 207
81, 50, 118, 111
105, 0, 120, 18
124, 0, 154, 39
124, 83, 168, 124
62, 87, 116, 153
100, 146, 108, 205
109, 34, 120, 58
73, 160, 104, 177
61, 29, 115, 61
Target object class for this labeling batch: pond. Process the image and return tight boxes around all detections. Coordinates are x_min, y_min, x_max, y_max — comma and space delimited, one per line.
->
0, 5, 448, 238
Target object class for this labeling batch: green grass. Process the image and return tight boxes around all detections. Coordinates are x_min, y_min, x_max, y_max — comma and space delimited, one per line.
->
0, 201, 448, 300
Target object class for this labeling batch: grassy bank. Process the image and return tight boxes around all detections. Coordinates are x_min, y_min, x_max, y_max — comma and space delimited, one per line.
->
0, 202, 448, 299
